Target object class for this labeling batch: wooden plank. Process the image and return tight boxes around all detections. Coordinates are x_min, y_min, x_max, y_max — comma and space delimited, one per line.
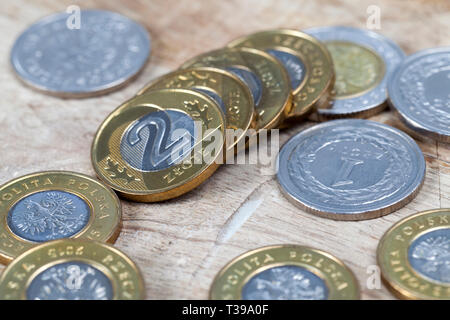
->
0, 0, 449, 299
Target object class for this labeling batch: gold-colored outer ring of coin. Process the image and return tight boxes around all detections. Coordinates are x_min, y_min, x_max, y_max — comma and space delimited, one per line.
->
0, 239, 145, 299
0, 171, 121, 264
209, 244, 360, 300
91, 88, 226, 202
227, 29, 334, 120
136, 67, 256, 154
377, 208, 450, 300
180, 47, 292, 130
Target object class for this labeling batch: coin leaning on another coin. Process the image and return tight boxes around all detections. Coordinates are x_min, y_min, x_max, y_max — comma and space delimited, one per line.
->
227, 29, 335, 120
91, 88, 226, 202
180, 47, 292, 130
136, 67, 257, 154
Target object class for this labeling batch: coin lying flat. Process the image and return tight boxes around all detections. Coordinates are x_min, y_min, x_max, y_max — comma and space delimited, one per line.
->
388, 47, 450, 143
277, 119, 425, 220
180, 47, 292, 130
92, 89, 225, 202
228, 29, 334, 119
304, 26, 405, 120
136, 67, 256, 153
11, 10, 151, 98
0, 239, 144, 300
0, 171, 121, 264
378, 209, 450, 299
210, 245, 359, 300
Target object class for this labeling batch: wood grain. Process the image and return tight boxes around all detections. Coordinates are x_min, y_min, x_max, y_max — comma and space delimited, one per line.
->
0, 0, 449, 299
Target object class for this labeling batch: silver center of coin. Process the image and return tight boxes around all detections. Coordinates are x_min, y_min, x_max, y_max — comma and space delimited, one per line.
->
226, 66, 263, 107
10, 10, 150, 96
241, 265, 328, 300
26, 261, 113, 300
266, 49, 306, 90
277, 119, 425, 217
408, 228, 450, 284
120, 109, 196, 172
7, 190, 90, 242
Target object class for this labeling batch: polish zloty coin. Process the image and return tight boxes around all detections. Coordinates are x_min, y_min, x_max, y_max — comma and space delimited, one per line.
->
388, 47, 450, 143
304, 26, 405, 120
0, 171, 121, 264
180, 47, 292, 130
277, 119, 425, 220
11, 10, 151, 98
228, 29, 335, 119
91, 89, 226, 202
0, 239, 144, 300
210, 245, 359, 300
377, 209, 450, 299
136, 67, 256, 153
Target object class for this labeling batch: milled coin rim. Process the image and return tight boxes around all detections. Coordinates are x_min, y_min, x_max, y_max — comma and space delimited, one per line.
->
0, 171, 122, 264
180, 47, 292, 130
227, 29, 335, 119
135, 67, 257, 153
209, 244, 360, 300
91, 88, 226, 202
0, 239, 145, 300
10, 9, 151, 98
276, 119, 426, 220
387, 46, 450, 143
377, 208, 450, 300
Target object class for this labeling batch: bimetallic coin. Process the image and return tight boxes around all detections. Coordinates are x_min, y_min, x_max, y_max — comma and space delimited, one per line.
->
378, 209, 450, 299
11, 10, 151, 98
228, 29, 335, 119
0, 171, 121, 264
136, 67, 256, 153
304, 26, 405, 120
277, 119, 425, 220
0, 239, 144, 300
388, 47, 450, 143
210, 245, 359, 300
92, 89, 226, 202
181, 47, 292, 129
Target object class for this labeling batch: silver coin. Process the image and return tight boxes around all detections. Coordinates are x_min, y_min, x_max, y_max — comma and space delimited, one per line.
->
11, 10, 151, 98
388, 47, 450, 143
277, 119, 425, 220
304, 26, 405, 119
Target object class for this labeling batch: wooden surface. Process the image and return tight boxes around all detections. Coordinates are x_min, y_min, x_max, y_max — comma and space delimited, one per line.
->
1, 0, 450, 300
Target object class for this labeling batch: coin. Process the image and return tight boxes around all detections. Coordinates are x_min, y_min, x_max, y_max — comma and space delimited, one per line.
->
304, 26, 405, 120
377, 209, 450, 299
11, 10, 151, 98
210, 244, 359, 300
0, 239, 144, 299
136, 67, 256, 153
91, 88, 226, 202
277, 119, 425, 220
180, 47, 292, 129
0, 171, 121, 264
228, 29, 334, 119
388, 47, 450, 143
